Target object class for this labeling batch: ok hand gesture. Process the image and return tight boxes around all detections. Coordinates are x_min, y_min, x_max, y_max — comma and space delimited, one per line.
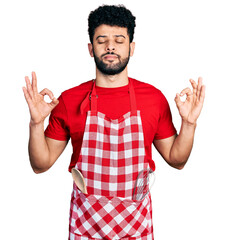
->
23, 72, 59, 126
175, 77, 205, 125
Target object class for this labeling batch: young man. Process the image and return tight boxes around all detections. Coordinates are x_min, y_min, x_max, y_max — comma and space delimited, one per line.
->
23, 5, 205, 240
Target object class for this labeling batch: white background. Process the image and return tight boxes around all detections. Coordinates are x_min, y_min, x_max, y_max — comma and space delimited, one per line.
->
0, 0, 227, 239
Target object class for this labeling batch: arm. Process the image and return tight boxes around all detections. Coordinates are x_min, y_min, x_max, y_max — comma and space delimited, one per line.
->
23, 72, 67, 173
153, 77, 205, 170
29, 122, 68, 173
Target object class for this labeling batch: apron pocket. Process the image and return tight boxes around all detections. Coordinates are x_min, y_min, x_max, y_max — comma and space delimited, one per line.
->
72, 189, 150, 240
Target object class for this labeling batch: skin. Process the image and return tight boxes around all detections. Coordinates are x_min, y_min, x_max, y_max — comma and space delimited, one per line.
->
23, 24, 205, 173
88, 24, 135, 88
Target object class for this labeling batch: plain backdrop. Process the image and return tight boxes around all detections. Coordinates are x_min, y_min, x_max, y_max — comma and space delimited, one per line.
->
1, 0, 227, 239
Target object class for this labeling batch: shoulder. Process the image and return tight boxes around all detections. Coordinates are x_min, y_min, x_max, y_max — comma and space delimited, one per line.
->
130, 77, 165, 99
59, 80, 93, 103
56, 80, 93, 109
61, 80, 93, 97
130, 78, 170, 115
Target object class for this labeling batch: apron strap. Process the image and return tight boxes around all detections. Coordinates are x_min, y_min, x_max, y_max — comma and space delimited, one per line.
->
90, 78, 137, 114
90, 80, 98, 114
128, 78, 137, 114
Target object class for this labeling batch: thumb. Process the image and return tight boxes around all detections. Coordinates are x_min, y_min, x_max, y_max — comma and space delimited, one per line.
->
49, 97, 59, 109
174, 93, 182, 108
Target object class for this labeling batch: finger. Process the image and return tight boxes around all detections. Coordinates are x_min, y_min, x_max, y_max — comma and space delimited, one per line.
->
40, 88, 54, 100
189, 79, 197, 96
197, 77, 203, 100
32, 71, 38, 96
199, 85, 206, 103
180, 87, 192, 97
22, 86, 33, 106
25, 76, 34, 99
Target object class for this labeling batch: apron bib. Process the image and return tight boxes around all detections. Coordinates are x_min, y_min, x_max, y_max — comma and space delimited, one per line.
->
69, 79, 154, 240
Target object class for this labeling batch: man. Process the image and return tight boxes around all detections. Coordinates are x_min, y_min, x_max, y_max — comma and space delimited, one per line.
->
23, 5, 205, 240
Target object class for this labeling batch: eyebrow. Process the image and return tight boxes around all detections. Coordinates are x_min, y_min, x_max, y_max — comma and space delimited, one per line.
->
96, 35, 126, 40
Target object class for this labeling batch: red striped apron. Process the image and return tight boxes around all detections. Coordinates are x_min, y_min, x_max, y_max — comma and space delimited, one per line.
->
69, 78, 154, 240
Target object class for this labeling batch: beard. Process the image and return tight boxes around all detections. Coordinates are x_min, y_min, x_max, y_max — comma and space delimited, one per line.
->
93, 49, 130, 76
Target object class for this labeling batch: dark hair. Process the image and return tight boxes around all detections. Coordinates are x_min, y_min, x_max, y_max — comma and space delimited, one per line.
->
88, 5, 136, 43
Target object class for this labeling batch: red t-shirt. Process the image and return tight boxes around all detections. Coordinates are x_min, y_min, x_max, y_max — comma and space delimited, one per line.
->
44, 78, 177, 172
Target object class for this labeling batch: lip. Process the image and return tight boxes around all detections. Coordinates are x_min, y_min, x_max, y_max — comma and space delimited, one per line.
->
103, 54, 118, 60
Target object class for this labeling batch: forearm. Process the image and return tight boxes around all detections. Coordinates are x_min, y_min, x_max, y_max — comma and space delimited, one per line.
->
169, 121, 196, 169
29, 122, 50, 173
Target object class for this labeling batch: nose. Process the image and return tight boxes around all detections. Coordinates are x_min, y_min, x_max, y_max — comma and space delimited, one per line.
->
105, 41, 115, 52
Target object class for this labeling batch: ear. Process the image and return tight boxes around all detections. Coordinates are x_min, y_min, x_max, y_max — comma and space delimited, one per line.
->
88, 43, 94, 57
130, 42, 135, 57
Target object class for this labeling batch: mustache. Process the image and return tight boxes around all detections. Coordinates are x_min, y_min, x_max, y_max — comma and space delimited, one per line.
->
101, 52, 120, 58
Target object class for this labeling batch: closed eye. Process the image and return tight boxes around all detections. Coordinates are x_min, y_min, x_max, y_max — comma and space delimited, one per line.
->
98, 41, 106, 44
115, 35, 126, 44
116, 40, 124, 44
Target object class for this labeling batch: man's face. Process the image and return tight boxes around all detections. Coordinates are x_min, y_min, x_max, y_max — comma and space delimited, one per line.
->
88, 24, 135, 75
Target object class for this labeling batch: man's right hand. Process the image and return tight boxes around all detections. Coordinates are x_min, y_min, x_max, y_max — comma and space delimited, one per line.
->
23, 71, 67, 173
23, 71, 59, 125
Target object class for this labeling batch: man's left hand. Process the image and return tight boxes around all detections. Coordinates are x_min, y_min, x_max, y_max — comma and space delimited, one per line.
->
175, 77, 206, 125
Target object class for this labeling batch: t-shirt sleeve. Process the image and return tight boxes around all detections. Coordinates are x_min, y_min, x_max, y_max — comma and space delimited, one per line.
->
44, 94, 70, 141
154, 92, 177, 140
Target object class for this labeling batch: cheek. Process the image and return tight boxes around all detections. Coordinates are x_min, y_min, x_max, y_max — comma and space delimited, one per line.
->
93, 46, 105, 57
121, 46, 130, 57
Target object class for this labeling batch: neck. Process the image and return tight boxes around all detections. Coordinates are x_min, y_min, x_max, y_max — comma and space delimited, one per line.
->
95, 68, 129, 88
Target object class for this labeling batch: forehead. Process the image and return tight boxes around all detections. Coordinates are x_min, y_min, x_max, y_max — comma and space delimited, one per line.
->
94, 24, 129, 39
